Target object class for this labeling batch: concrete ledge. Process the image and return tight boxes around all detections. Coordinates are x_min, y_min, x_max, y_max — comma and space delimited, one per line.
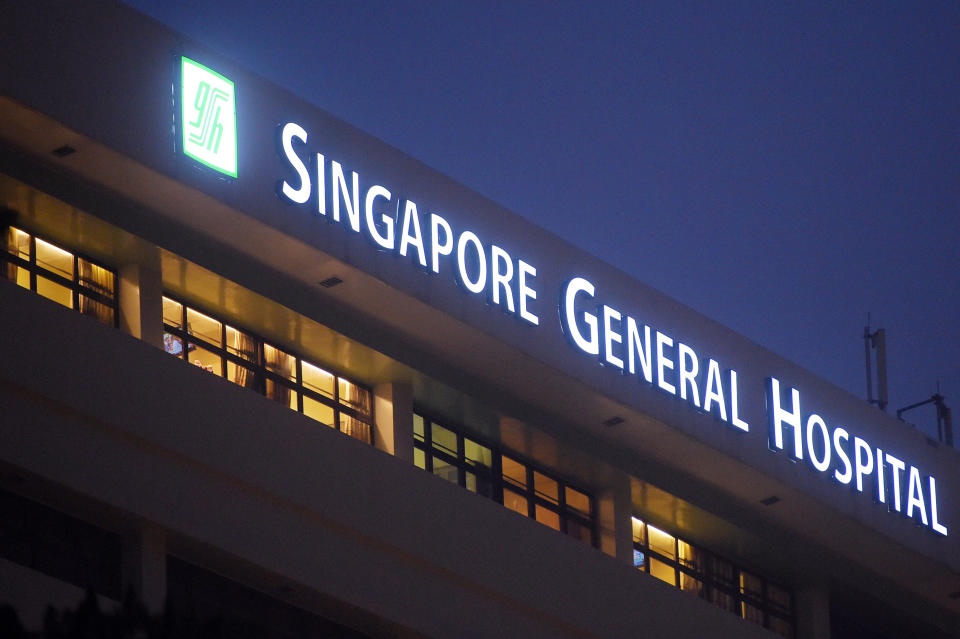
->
0, 280, 777, 638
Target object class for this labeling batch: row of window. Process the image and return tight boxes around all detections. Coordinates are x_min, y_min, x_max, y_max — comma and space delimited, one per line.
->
2, 226, 118, 327
162, 296, 374, 445
3, 222, 796, 636
413, 411, 595, 546
1, 225, 374, 446
632, 517, 794, 637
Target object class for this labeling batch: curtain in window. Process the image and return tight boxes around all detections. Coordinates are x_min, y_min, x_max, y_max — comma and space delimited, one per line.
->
3, 226, 26, 282
339, 414, 371, 444
264, 347, 293, 405
229, 331, 259, 390
78, 259, 115, 325
341, 380, 371, 415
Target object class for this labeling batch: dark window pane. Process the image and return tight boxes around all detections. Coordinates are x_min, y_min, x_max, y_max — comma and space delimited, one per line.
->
768, 614, 794, 638
709, 586, 739, 614
706, 554, 736, 591
768, 583, 792, 615
741, 571, 764, 601
743, 602, 764, 625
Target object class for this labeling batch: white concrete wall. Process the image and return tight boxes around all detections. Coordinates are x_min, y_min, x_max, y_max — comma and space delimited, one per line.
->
0, 279, 778, 638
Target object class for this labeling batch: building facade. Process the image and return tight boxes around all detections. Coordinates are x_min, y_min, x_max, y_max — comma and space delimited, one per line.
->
1, 2, 958, 637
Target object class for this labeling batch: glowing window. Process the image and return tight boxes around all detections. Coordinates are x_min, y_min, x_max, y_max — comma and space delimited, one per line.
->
161, 296, 373, 445
411, 411, 595, 547
2, 227, 116, 327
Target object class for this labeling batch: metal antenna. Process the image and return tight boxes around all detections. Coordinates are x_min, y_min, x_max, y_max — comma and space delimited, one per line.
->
863, 314, 888, 411
897, 384, 954, 448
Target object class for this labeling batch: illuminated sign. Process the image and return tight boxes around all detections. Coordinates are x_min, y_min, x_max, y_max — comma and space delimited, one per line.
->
560, 277, 748, 431
276, 121, 539, 326
556, 275, 947, 537
271, 121, 949, 538
181, 56, 237, 178
767, 378, 948, 535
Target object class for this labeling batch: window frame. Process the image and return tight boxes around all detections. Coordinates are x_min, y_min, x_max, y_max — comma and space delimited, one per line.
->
2, 225, 119, 328
414, 408, 596, 546
162, 295, 374, 445
632, 517, 795, 637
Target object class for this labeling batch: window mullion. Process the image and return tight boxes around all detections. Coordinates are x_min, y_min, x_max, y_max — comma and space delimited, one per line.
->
28, 235, 36, 292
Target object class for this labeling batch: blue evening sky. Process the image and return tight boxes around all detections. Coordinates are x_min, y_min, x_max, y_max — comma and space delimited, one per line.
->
124, 1, 960, 440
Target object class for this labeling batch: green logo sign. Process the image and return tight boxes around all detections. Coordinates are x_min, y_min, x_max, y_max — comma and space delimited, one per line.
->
181, 56, 237, 178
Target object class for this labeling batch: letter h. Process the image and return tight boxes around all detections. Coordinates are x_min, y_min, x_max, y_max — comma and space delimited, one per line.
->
767, 377, 803, 460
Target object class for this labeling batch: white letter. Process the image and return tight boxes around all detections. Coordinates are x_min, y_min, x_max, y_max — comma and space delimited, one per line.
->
430, 213, 453, 274
853, 437, 874, 493
805, 414, 831, 472
885, 453, 905, 512
279, 122, 310, 204
626, 318, 653, 384
656, 332, 676, 395
315, 153, 326, 215
702, 359, 727, 421
677, 343, 700, 408
517, 260, 539, 326
456, 231, 486, 294
876, 448, 886, 504
767, 378, 802, 459
562, 278, 599, 355
906, 466, 928, 525
399, 200, 427, 267
332, 161, 361, 232
730, 370, 749, 431
364, 185, 394, 249
490, 245, 515, 312
833, 427, 852, 484
602, 306, 624, 370
930, 476, 948, 536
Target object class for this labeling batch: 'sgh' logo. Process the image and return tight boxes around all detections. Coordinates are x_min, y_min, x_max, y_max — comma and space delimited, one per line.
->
181, 57, 237, 178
